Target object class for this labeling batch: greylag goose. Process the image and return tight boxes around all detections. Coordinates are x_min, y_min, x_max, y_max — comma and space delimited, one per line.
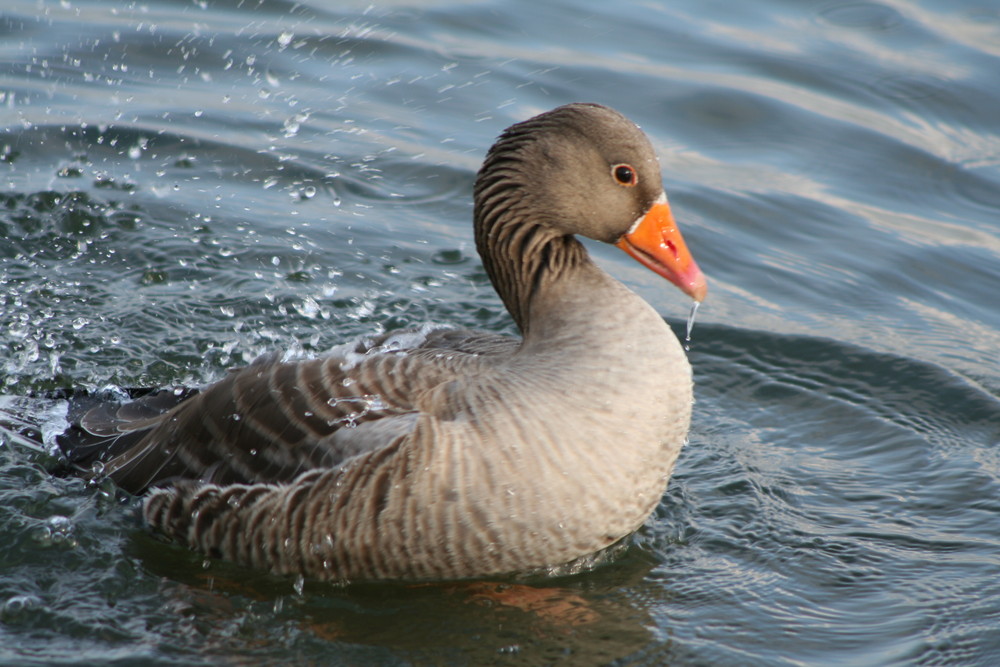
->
51, 103, 708, 581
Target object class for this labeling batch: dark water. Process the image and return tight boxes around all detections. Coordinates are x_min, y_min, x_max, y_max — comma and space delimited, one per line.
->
2, 0, 999, 664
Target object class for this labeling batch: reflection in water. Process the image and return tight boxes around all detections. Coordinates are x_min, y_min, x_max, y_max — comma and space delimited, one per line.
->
130, 533, 661, 665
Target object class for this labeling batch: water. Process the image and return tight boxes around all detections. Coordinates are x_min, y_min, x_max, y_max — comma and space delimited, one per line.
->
2, 0, 999, 664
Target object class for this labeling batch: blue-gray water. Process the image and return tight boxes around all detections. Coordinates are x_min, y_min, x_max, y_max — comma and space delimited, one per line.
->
2, 0, 999, 665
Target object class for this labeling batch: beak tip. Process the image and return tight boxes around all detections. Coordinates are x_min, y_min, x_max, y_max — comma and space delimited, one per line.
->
689, 274, 708, 303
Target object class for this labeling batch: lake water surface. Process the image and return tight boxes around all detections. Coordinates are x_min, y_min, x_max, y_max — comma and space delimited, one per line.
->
1, 0, 999, 665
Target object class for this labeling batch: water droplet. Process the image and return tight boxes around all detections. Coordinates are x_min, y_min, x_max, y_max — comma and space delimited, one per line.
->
47, 515, 72, 532
7, 321, 29, 339
2, 595, 41, 618
684, 300, 700, 350
282, 112, 308, 138
294, 297, 319, 319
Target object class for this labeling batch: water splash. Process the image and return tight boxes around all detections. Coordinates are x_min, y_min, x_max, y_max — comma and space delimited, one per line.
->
684, 300, 700, 350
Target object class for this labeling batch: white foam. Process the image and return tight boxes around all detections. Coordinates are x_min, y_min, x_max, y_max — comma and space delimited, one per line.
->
0, 395, 70, 456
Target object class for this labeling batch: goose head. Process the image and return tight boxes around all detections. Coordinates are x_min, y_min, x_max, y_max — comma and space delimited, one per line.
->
474, 103, 707, 303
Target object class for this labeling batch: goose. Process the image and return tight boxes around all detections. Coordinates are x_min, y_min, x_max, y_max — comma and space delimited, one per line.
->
45, 103, 708, 581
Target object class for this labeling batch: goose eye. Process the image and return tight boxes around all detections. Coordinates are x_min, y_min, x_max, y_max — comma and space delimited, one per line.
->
612, 163, 638, 186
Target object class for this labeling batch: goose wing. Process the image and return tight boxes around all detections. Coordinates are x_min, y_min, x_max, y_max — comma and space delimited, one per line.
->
59, 327, 517, 494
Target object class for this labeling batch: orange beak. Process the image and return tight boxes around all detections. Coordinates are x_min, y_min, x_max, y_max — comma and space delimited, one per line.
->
616, 198, 708, 302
